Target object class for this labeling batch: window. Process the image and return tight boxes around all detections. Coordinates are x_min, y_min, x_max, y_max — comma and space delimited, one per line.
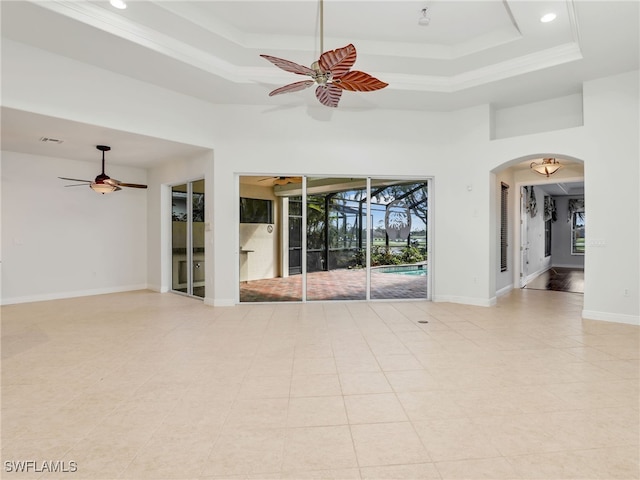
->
571, 211, 585, 255
500, 183, 509, 272
543, 195, 553, 257
240, 197, 273, 224
544, 219, 552, 257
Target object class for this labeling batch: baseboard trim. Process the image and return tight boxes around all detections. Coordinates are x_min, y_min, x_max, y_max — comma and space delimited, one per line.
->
552, 264, 585, 270
525, 265, 552, 285
433, 295, 495, 307
211, 298, 235, 307
496, 284, 513, 297
582, 309, 639, 326
0, 284, 148, 306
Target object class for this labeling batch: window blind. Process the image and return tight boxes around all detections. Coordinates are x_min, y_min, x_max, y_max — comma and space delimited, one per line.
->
500, 183, 509, 272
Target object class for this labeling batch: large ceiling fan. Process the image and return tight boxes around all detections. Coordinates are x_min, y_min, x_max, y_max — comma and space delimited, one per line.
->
59, 145, 147, 194
260, 0, 388, 107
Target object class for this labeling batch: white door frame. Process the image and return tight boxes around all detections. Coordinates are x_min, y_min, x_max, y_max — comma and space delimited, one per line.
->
520, 186, 530, 287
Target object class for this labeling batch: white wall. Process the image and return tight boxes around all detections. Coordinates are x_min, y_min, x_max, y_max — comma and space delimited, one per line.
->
492, 93, 584, 139
581, 72, 639, 323
1, 151, 147, 303
439, 105, 495, 305
1, 39, 637, 323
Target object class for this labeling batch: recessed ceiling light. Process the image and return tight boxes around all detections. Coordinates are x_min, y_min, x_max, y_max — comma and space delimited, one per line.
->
110, 0, 127, 9
540, 13, 557, 23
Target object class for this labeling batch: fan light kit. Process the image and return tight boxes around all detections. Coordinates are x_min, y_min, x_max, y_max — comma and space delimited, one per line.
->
530, 158, 562, 177
419, 8, 431, 26
260, 0, 388, 107
59, 145, 148, 194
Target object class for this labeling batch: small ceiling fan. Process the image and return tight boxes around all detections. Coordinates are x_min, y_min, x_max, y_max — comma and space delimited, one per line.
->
260, 0, 388, 107
59, 145, 147, 194
259, 176, 302, 186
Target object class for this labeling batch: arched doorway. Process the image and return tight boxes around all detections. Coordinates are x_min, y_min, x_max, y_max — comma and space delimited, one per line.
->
491, 155, 585, 299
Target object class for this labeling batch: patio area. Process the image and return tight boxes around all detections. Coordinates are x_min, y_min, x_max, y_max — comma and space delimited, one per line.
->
240, 268, 428, 302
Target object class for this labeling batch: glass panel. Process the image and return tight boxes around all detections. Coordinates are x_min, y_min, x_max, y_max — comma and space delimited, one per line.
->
289, 197, 302, 276
571, 212, 585, 255
306, 177, 367, 301
370, 179, 428, 299
172, 184, 188, 294
238, 175, 302, 302
192, 179, 205, 298
240, 198, 273, 223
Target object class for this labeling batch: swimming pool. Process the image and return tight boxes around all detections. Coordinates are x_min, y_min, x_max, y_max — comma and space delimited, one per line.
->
376, 265, 427, 276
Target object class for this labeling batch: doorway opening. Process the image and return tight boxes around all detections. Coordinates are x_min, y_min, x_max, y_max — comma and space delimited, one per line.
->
520, 182, 585, 294
492, 155, 586, 301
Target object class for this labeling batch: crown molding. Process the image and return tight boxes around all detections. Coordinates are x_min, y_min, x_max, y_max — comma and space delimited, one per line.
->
154, 1, 522, 61
33, 1, 584, 94
36, 0, 246, 83
347, 43, 583, 93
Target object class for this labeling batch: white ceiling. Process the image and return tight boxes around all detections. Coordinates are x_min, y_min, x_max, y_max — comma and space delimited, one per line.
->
1, 107, 210, 168
1, 0, 638, 166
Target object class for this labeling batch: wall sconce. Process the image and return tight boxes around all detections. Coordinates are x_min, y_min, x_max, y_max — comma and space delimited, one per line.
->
530, 158, 562, 177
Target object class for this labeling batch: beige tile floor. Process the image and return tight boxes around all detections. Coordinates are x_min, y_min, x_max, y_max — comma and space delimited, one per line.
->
1, 289, 638, 479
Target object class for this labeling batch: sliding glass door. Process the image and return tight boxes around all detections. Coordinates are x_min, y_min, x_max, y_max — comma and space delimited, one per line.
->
306, 177, 368, 300
238, 176, 430, 303
239, 176, 303, 302
369, 179, 429, 300
171, 179, 205, 298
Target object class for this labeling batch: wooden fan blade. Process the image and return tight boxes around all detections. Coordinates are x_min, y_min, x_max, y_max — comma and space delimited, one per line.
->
319, 44, 357, 79
260, 55, 315, 76
273, 177, 303, 185
315, 84, 342, 108
104, 178, 147, 189
59, 177, 91, 183
333, 71, 388, 92
64, 184, 90, 187
269, 80, 315, 96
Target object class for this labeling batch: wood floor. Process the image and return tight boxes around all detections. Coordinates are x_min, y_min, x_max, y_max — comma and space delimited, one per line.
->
524, 267, 584, 294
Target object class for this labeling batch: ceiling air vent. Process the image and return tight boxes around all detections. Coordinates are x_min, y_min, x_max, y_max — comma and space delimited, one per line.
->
39, 137, 64, 144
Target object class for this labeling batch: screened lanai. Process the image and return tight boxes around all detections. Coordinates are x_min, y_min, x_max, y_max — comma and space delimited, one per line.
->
238, 176, 431, 302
